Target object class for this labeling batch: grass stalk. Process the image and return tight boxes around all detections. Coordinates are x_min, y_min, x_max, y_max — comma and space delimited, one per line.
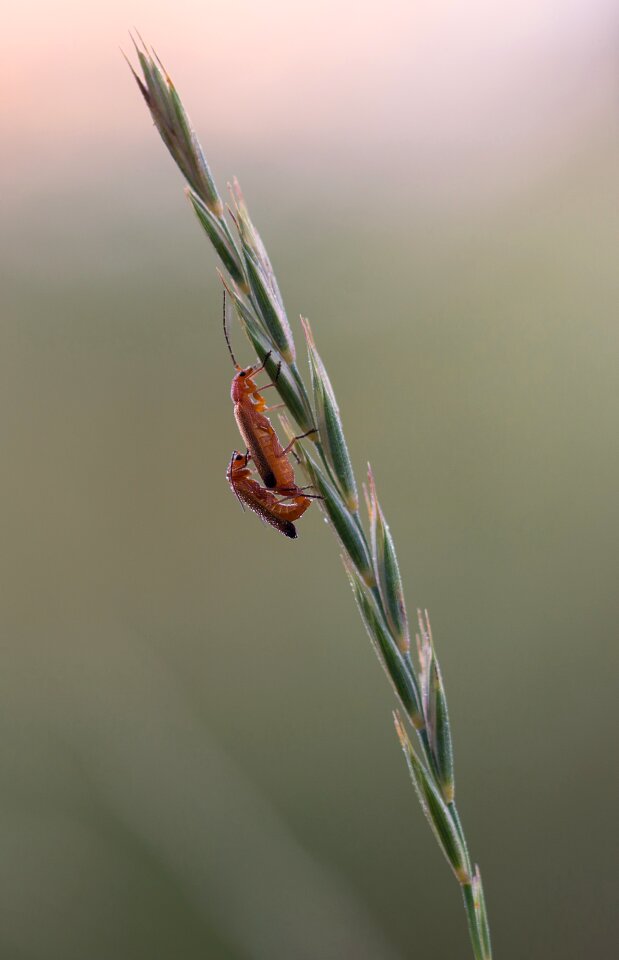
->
127, 39, 493, 958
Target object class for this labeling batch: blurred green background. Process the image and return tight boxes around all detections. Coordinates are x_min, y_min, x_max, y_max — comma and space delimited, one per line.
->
2, 3, 618, 958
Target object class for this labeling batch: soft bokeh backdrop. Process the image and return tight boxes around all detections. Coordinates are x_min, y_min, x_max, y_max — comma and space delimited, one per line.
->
2, 2, 618, 957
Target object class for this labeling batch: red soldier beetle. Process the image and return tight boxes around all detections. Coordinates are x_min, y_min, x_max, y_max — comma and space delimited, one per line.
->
223, 293, 317, 494
226, 451, 318, 539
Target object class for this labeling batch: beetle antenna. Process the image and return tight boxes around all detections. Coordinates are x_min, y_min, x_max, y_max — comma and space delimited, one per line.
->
222, 291, 239, 368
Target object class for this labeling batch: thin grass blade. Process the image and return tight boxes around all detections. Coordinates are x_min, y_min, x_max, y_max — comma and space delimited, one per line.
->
346, 563, 424, 728
187, 189, 246, 288
429, 649, 454, 803
394, 713, 469, 884
230, 179, 285, 310
243, 247, 295, 363
472, 866, 492, 960
302, 317, 358, 513
367, 465, 410, 653
418, 610, 454, 803
285, 428, 373, 586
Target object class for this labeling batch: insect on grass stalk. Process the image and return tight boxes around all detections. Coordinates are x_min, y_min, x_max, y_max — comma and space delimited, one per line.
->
127, 38, 493, 959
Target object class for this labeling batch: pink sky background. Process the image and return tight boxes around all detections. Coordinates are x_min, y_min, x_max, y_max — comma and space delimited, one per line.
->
3, 1, 618, 198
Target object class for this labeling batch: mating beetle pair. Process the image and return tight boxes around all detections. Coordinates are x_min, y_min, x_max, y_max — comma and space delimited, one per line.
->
223, 296, 319, 538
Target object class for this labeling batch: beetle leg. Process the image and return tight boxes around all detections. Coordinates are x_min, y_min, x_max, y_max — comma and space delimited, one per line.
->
275, 493, 323, 503
252, 361, 281, 396
251, 350, 273, 376
281, 428, 318, 457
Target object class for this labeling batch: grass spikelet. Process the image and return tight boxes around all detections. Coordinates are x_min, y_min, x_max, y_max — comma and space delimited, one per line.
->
128, 40, 494, 959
